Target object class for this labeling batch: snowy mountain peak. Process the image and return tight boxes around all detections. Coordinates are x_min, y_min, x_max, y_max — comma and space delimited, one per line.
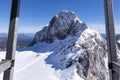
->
3, 10, 111, 80
26, 10, 109, 80
34, 10, 88, 43
58, 10, 83, 23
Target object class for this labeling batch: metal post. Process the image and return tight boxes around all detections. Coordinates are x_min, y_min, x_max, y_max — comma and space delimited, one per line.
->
104, 0, 119, 80
0, 60, 12, 73
3, 0, 20, 80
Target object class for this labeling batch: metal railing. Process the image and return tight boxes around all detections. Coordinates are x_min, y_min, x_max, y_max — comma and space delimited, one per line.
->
104, 0, 120, 80
0, 0, 120, 80
0, 60, 13, 73
0, 0, 20, 80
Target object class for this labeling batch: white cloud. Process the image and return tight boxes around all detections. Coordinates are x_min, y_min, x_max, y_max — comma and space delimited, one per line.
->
1, 24, 119, 34
87, 24, 106, 33
114, 24, 120, 34
88, 24, 120, 34
0, 27, 9, 33
18, 26, 42, 33
0, 26, 42, 33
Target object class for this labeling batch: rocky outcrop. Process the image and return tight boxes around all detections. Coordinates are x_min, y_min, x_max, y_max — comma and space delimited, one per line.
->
34, 10, 87, 43
33, 10, 108, 80
75, 29, 108, 80
45, 29, 108, 80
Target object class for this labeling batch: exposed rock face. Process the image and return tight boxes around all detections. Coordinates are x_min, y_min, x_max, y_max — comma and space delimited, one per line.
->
45, 29, 108, 80
75, 29, 107, 80
33, 10, 108, 80
34, 10, 87, 43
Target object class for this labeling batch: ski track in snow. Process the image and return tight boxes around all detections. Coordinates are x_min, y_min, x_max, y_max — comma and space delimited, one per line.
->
15, 52, 50, 73
14, 51, 61, 80
0, 50, 82, 80
15, 55, 43, 73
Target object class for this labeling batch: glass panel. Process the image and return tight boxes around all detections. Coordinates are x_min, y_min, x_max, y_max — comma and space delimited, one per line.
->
19, 0, 105, 34
1, 0, 109, 80
113, 0, 120, 64
0, 0, 11, 33
113, 0, 120, 40
0, 0, 11, 51
0, 0, 11, 79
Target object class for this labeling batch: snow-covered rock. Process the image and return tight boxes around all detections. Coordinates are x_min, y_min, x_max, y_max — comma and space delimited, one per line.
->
34, 10, 87, 43
31, 10, 108, 80
44, 28, 108, 80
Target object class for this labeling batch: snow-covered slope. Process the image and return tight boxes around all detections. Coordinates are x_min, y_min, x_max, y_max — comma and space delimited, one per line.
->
0, 10, 108, 80
32, 10, 108, 80
0, 51, 84, 80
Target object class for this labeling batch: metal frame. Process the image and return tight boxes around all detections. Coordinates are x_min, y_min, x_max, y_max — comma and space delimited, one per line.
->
0, 0, 120, 80
0, 60, 12, 73
104, 0, 120, 80
0, 0, 20, 80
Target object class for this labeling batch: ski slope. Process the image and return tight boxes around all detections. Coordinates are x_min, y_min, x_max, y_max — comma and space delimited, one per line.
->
0, 50, 83, 80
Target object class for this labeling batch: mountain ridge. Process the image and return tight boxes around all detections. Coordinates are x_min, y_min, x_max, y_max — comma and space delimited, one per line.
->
30, 10, 108, 80
33, 10, 87, 44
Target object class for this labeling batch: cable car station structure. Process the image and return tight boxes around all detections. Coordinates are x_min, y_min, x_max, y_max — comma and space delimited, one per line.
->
0, 0, 120, 80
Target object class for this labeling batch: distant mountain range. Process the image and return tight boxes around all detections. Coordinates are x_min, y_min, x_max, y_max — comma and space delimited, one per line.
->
0, 33, 34, 51
0, 33, 35, 38
101, 33, 120, 40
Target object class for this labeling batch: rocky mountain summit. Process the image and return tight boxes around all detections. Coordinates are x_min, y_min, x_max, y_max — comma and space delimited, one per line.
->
34, 10, 87, 43
32, 10, 108, 80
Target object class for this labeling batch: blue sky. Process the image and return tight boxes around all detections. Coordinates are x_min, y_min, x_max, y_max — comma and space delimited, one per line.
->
0, 0, 119, 33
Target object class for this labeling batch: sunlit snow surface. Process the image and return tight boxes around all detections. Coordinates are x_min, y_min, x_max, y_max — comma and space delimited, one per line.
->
0, 28, 108, 80
0, 50, 83, 80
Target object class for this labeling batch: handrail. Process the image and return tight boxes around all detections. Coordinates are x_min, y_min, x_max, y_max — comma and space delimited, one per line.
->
104, 0, 119, 80
111, 61, 120, 76
0, 60, 13, 73
3, 0, 20, 80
